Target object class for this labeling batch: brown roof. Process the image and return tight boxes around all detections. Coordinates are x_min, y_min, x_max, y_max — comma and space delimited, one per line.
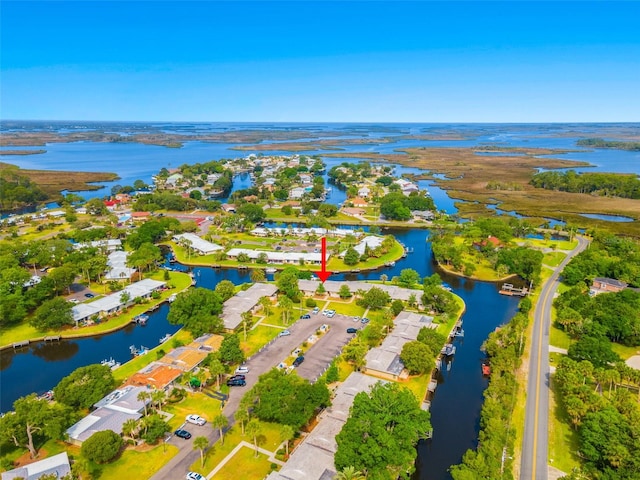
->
351, 197, 368, 206
131, 211, 151, 218
342, 207, 365, 216
157, 347, 208, 371
189, 334, 223, 352
124, 364, 182, 390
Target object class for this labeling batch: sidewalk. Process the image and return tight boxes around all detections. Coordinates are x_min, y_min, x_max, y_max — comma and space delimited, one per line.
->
206, 441, 285, 479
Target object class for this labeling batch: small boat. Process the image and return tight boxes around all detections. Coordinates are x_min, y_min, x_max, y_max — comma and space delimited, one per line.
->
133, 314, 149, 325
265, 267, 277, 274
159, 333, 171, 344
350, 269, 361, 273
167, 293, 177, 303
384, 261, 396, 267
101, 357, 121, 370
482, 363, 491, 376
453, 327, 465, 338
441, 344, 456, 356
169, 256, 176, 264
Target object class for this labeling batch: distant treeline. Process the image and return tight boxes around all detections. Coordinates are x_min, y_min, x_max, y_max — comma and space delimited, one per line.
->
530, 170, 640, 199
0, 166, 48, 211
577, 138, 640, 151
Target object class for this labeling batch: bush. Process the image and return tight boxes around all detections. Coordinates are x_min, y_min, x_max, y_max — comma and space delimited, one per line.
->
305, 298, 317, 307
81, 430, 123, 464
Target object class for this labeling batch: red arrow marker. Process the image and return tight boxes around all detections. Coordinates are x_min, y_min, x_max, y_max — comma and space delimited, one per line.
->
315, 237, 332, 283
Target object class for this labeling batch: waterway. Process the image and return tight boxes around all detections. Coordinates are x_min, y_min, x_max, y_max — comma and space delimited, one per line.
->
0, 226, 521, 480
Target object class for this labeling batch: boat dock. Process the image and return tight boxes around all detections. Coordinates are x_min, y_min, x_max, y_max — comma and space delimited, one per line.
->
499, 283, 529, 296
44, 335, 61, 342
12, 340, 29, 349
132, 314, 149, 325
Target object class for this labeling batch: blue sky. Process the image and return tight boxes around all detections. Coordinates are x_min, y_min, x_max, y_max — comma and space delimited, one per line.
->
2, 1, 639, 122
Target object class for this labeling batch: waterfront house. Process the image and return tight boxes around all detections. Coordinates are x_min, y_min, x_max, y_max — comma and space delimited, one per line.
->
221, 203, 236, 213
363, 311, 434, 381
357, 186, 370, 198
173, 232, 223, 255
226, 248, 325, 266
289, 187, 306, 200
351, 196, 368, 207
221, 283, 278, 330
1, 452, 71, 480
591, 277, 628, 294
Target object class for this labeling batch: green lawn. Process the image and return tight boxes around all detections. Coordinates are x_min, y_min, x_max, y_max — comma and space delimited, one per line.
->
325, 300, 366, 317
211, 446, 275, 480
164, 392, 224, 430
0, 271, 192, 348
523, 238, 578, 251
543, 251, 567, 267
549, 325, 573, 350
99, 444, 180, 480
189, 421, 283, 475
611, 343, 640, 361
241, 325, 281, 358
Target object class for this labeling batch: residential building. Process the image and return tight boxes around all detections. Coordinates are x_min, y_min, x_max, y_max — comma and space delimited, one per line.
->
1, 452, 71, 480
226, 248, 325, 265
173, 232, 223, 255
591, 277, 628, 294
221, 283, 278, 330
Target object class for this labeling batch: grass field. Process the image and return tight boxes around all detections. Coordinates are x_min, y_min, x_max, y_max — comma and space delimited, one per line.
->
211, 446, 275, 480
543, 251, 567, 267
549, 325, 573, 350
99, 443, 180, 480
325, 300, 366, 317
189, 421, 283, 476
164, 392, 224, 429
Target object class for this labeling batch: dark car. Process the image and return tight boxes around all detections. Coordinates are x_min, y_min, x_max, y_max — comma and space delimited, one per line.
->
227, 378, 246, 387
228, 374, 245, 381
300, 314, 311, 319
347, 328, 358, 334
174, 429, 192, 440
292, 356, 305, 367
84, 293, 95, 298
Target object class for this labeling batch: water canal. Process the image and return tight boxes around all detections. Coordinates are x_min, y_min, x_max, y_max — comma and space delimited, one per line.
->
0, 227, 521, 480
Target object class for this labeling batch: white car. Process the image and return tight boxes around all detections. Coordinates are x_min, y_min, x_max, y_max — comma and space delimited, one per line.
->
278, 330, 291, 337
235, 366, 250, 374
186, 472, 205, 480
185, 414, 206, 426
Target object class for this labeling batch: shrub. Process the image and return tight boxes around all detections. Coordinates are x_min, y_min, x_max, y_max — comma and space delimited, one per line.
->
81, 430, 123, 464
305, 298, 317, 307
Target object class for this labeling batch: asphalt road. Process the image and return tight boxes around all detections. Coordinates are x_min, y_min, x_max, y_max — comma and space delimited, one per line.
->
151, 305, 364, 480
520, 235, 589, 480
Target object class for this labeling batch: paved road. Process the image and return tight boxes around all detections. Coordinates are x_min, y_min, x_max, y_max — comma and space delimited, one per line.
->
151, 302, 362, 479
520, 235, 589, 480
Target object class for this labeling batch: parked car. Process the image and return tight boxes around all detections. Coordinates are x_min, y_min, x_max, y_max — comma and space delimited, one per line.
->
347, 327, 358, 334
174, 429, 192, 439
292, 356, 305, 367
186, 472, 205, 480
227, 378, 246, 387
84, 293, 95, 298
69, 298, 79, 304
235, 366, 249, 374
312, 307, 320, 314
326, 311, 336, 318
361, 317, 370, 324
300, 314, 310, 319
278, 330, 291, 337
229, 374, 245, 381
353, 316, 360, 322
185, 414, 206, 426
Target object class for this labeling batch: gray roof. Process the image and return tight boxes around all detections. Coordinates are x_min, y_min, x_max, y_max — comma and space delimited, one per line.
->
221, 283, 278, 330
298, 280, 423, 304
365, 310, 433, 376
227, 248, 325, 264
268, 373, 382, 480
1, 452, 70, 480
593, 277, 628, 288
66, 408, 141, 443
93, 385, 152, 413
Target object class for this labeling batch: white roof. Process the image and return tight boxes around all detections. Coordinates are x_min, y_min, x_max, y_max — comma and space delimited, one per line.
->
341, 235, 383, 256
297, 280, 423, 304
173, 233, 223, 254
71, 303, 102, 322
105, 250, 136, 280
250, 226, 358, 238
227, 248, 325, 263
1, 452, 70, 480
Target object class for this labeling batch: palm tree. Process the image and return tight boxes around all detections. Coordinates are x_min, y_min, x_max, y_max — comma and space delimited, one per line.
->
151, 389, 166, 412
279, 296, 293, 325
193, 436, 209, 467
279, 424, 294, 457
234, 408, 249, 435
212, 414, 229, 445
246, 419, 262, 457
259, 296, 272, 317
122, 418, 139, 444
334, 466, 367, 480
137, 390, 151, 416
380, 274, 388, 284
241, 311, 253, 342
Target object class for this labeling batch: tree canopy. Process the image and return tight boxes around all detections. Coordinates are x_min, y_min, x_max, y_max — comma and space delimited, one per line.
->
167, 287, 224, 336
243, 369, 330, 430
81, 430, 123, 464
335, 382, 431, 479
53, 364, 116, 409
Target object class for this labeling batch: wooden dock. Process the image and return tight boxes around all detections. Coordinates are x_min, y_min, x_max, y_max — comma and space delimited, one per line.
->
44, 335, 61, 342
499, 283, 529, 297
12, 340, 29, 348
